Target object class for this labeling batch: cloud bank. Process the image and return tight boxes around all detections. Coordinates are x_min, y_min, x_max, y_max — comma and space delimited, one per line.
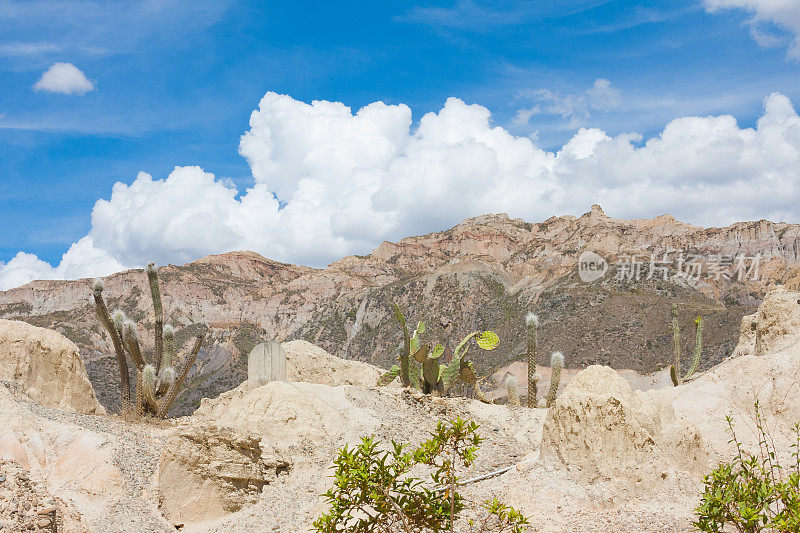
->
2, 91, 800, 290
33, 62, 95, 94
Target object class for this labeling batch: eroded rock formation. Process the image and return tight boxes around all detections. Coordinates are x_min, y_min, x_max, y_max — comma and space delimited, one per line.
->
0, 319, 104, 414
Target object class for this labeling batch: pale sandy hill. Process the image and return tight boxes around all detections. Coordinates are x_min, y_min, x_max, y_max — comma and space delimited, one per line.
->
1, 287, 799, 531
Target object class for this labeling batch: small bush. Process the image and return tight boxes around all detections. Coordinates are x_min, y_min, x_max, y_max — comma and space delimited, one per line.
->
694, 402, 800, 532
313, 417, 529, 532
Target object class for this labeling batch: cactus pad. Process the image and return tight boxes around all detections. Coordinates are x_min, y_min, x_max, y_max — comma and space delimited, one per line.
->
475, 331, 499, 350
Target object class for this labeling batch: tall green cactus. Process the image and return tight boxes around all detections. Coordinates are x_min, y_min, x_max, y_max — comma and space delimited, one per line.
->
670, 305, 683, 386
545, 351, 564, 407
92, 264, 204, 418
92, 279, 131, 408
670, 307, 703, 386
687, 315, 703, 380
157, 324, 177, 395
147, 263, 165, 372
525, 312, 538, 408
379, 302, 499, 396
162, 323, 175, 367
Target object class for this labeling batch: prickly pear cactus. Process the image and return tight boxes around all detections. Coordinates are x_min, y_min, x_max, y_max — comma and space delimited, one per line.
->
379, 301, 499, 396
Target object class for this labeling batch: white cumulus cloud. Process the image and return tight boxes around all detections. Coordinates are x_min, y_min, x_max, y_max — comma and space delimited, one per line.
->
1, 91, 800, 290
33, 62, 95, 94
704, 0, 800, 58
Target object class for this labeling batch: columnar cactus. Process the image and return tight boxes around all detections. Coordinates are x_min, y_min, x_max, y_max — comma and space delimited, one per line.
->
688, 315, 703, 379
157, 324, 177, 395
92, 263, 204, 418
147, 263, 165, 370
379, 302, 499, 396
92, 278, 131, 407
525, 312, 538, 408
670, 306, 703, 386
505, 373, 520, 407
142, 364, 158, 411
545, 351, 564, 407
670, 305, 683, 386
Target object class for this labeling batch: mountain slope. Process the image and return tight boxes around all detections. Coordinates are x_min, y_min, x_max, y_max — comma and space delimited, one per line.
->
2, 205, 798, 414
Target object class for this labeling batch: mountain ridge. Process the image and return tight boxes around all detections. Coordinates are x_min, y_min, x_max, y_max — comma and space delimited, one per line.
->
2, 206, 799, 414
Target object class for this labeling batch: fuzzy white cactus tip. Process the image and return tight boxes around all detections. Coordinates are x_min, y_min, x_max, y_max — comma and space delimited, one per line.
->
525, 312, 539, 327
537, 397, 547, 408
123, 319, 139, 339
550, 351, 564, 367
160, 366, 176, 381
111, 309, 126, 328
92, 278, 104, 292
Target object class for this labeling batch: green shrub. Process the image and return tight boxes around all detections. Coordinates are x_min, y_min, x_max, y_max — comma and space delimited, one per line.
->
313, 417, 529, 532
694, 402, 800, 532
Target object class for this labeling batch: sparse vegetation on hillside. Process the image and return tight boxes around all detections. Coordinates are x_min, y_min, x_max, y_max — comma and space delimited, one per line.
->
378, 302, 499, 396
92, 263, 204, 418
695, 403, 800, 532
313, 417, 529, 532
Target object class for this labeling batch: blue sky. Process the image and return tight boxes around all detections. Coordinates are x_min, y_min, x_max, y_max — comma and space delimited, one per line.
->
1, 0, 800, 288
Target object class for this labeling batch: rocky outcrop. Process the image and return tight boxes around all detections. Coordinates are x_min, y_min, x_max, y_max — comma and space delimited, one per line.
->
731, 311, 758, 358
666, 286, 800, 454
730, 285, 800, 358
541, 286, 800, 488
752, 285, 800, 356
540, 365, 707, 482
283, 339, 388, 387
0, 320, 104, 414
0, 459, 88, 532
0, 382, 164, 531
192, 380, 384, 458
157, 424, 290, 524
182, 374, 544, 529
